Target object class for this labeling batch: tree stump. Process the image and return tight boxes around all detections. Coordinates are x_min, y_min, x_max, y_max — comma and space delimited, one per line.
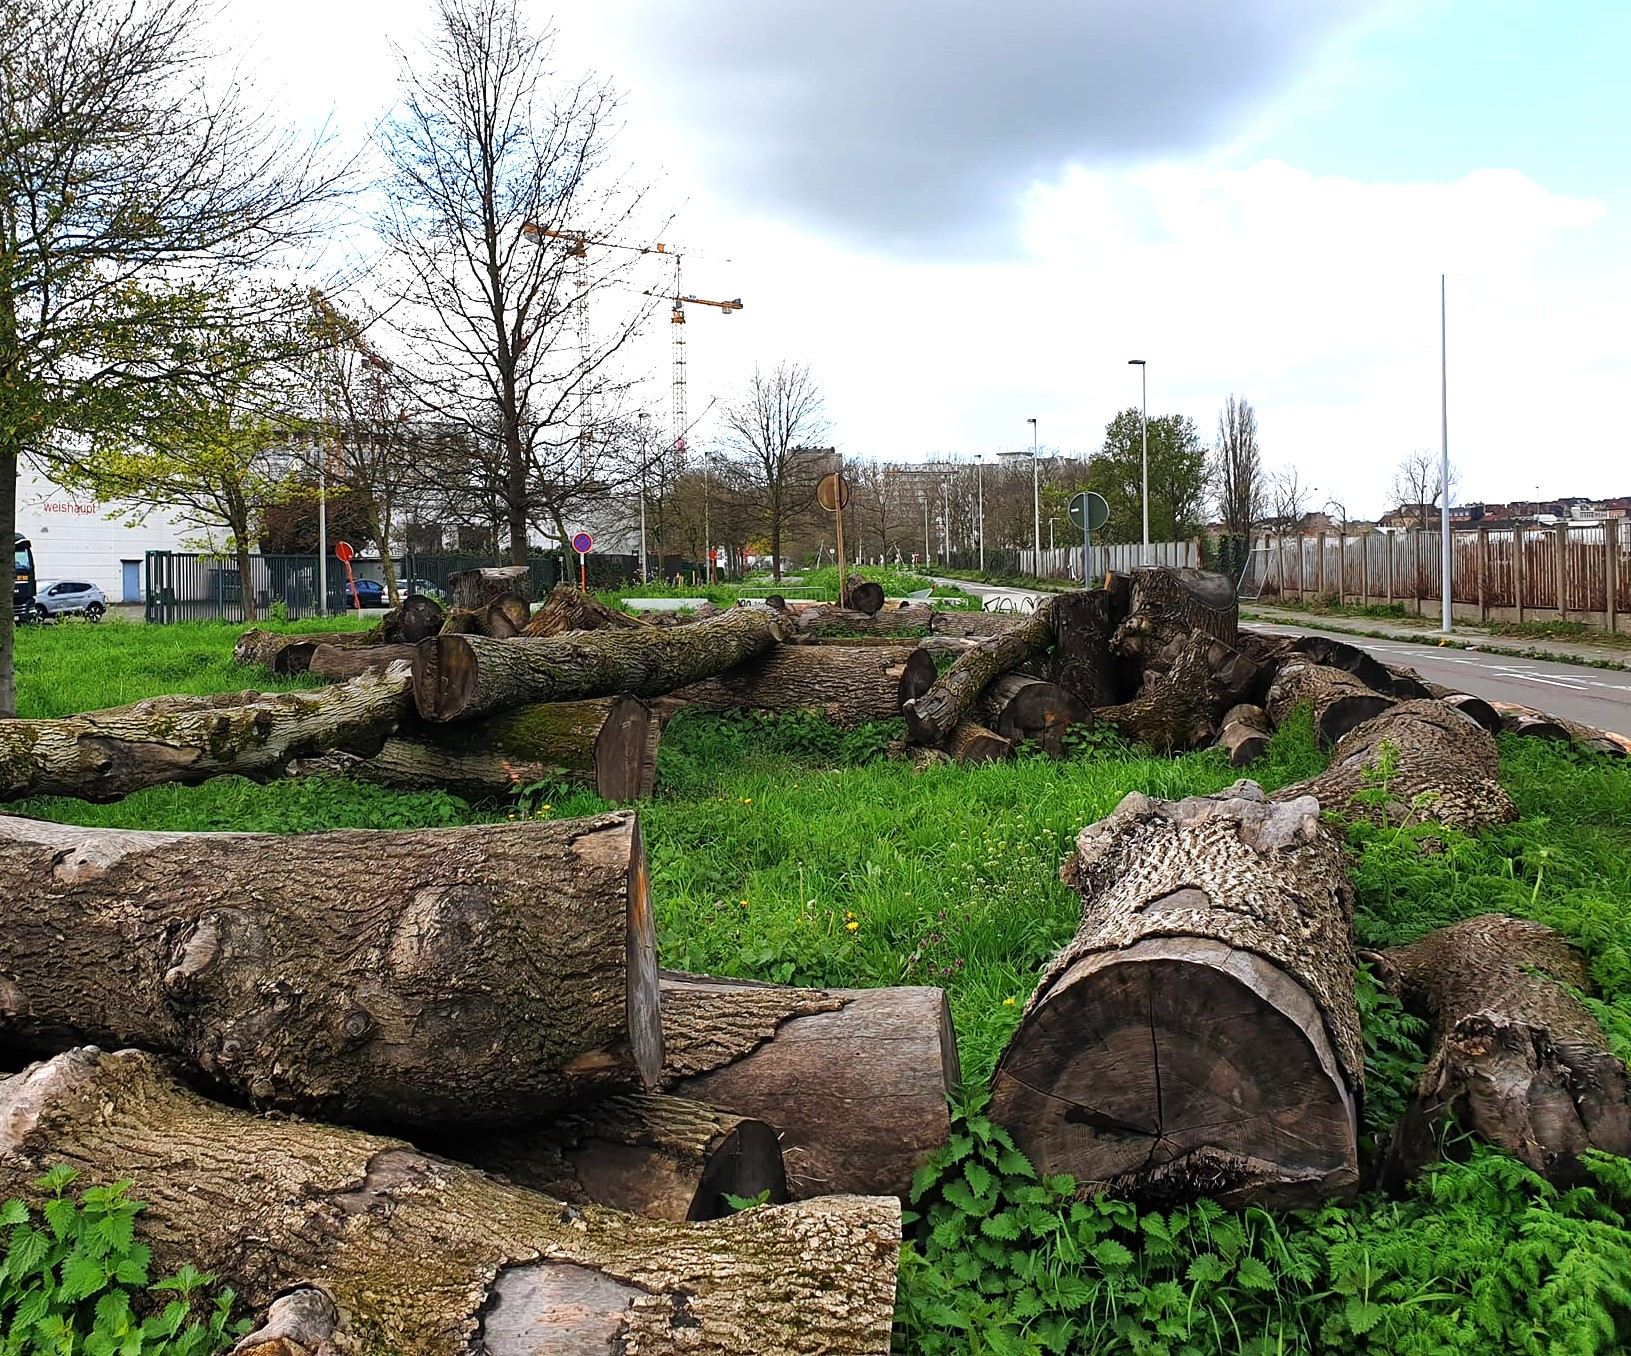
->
1376, 915, 1631, 1186
660, 974, 959, 1198
990, 782, 1361, 1208
0, 1048, 902, 1356
1051, 588, 1125, 708
0, 810, 661, 1126
449, 563, 531, 610
1265, 659, 1395, 745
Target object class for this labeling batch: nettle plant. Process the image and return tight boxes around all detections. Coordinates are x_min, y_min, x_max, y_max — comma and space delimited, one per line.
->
1, 1166, 246, 1356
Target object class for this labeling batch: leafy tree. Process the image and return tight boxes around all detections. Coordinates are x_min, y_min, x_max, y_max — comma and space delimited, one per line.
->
1086, 409, 1208, 545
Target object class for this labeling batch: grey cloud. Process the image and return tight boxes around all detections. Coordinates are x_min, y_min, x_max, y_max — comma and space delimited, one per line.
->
608, 0, 1378, 252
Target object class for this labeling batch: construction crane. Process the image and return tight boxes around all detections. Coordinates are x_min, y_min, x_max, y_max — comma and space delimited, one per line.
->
653, 254, 743, 459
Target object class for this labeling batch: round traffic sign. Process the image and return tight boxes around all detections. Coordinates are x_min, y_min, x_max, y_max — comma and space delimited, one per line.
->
333, 540, 354, 563
1068, 492, 1110, 533
571, 532, 593, 554
815, 473, 850, 512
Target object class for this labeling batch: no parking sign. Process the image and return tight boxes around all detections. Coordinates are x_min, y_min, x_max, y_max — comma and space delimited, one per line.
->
572, 532, 593, 588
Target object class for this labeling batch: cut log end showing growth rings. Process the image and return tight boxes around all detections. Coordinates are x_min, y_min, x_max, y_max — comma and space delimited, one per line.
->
990, 782, 1361, 1209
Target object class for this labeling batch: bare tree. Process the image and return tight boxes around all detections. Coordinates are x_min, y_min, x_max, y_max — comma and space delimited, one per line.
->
1391, 451, 1459, 529
1213, 395, 1263, 539
0, 0, 342, 714
1324, 496, 1352, 536
719, 362, 829, 580
1267, 467, 1310, 534
377, 0, 654, 566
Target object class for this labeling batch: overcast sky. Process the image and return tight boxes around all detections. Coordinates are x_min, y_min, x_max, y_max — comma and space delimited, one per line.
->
246, 0, 1630, 516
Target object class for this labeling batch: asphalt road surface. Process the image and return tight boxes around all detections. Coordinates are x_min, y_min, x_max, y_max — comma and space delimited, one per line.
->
1246, 621, 1631, 737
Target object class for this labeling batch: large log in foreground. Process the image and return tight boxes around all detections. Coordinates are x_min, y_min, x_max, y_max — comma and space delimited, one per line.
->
661, 974, 960, 1199
1377, 915, 1631, 1186
903, 598, 1056, 744
0, 811, 660, 1126
661, 643, 919, 725
0, 668, 410, 803
991, 783, 1362, 1208
1275, 698, 1516, 831
413, 605, 787, 723
0, 1048, 902, 1356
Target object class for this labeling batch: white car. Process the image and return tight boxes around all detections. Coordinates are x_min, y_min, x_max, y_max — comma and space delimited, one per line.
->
33, 579, 108, 621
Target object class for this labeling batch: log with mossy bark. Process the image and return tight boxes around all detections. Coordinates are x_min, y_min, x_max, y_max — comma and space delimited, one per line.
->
0, 1047, 902, 1356
990, 782, 1362, 1208
660, 973, 959, 1199
903, 598, 1056, 744
523, 582, 646, 638
412, 605, 788, 723
659, 643, 918, 726
290, 696, 661, 802
444, 1092, 789, 1222
1284, 634, 1398, 697
1265, 658, 1396, 745
1375, 914, 1631, 1187
1273, 697, 1516, 831
0, 811, 660, 1126
0, 668, 411, 803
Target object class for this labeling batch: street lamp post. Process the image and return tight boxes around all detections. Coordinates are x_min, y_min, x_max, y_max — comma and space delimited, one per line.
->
976, 454, 985, 573
1128, 360, 1149, 564
1027, 417, 1040, 571
1439, 274, 1452, 634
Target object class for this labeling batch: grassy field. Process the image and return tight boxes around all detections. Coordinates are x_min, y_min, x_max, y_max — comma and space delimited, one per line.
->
11, 623, 1631, 1353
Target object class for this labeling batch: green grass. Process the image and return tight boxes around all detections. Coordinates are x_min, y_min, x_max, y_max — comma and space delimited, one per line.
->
14, 624, 1631, 1353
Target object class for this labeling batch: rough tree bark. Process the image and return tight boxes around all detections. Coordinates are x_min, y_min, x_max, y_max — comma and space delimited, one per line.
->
0, 1048, 902, 1356
524, 583, 646, 638
307, 642, 419, 682
290, 697, 661, 802
660, 644, 917, 726
990, 782, 1362, 1208
1274, 698, 1516, 831
438, 590, 531, 639
903, 599, 1056, 745
794, 603, 935, 637
1285, 635, 1397, 697
1494, 702, 1631, 757
1376, 915, 1631, 1186
978, 674, 1091, 755
1094, 631, 1248, 752
1110, 567, 1238, 672
1215, 703, 1272, 767
660, 974, 959, 1199
1051, 588, 1125, 708
0, 669, 411, 802
0, 811, 661, 1126
448, 1092, 789, 1222
931, 609, 1022, 638
449, 564, 532, 610
413, 606, 788, 723
1265, 659, 1396, 745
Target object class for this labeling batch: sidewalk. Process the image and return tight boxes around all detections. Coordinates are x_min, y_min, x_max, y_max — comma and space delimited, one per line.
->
1241, 603, 1631, 671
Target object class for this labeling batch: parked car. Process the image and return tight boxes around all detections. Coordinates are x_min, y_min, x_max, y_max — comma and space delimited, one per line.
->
344, 578, 387, 608
33, 579, 107, 621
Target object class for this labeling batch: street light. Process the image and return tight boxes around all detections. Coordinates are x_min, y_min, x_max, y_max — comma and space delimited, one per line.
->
975, 454, 985, 573
1128, 360, 1149, 564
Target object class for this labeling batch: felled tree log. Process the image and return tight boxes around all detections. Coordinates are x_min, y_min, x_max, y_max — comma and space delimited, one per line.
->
1265, 659, 1396, 745
0, 811, 661, 1126
1111, 567, 1238, 672
1052, 588, 1125, 708
0, 1048, 901, 1356
0, 669, 410, 802
1286, 635, 1396, 697
1094, 631, 1241, 752
1422, 681, 1502, 734
930, 609, 1021, 638
1274, 697, 1516, 830
990, 782, 1361, 1208
307, 641, 419, 682
449, 563, 531, 609
793, 603, 935, 637
1376, 915, 1631, 1186
903, 598, 1056, 744
1382, 663, 1434, 700
661, 974, 959, 1199
661, 644, 917, 726
946, 719, 1012, 764
449, 1093, 789, 1222
438, 590, 531, 639
523, 582, 646, 638
842, 575, 886, 615
291, 697, 660, 802
413, 606, 787, 723
367, 593, 447, 645
1215, 703, 1272, 766
233, 627, 372, 675
978, 675, 1089, 755
1494, 702, 1631, 757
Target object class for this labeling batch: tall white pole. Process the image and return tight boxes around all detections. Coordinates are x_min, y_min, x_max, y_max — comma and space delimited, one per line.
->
976, 455, 985, 572
1029, 419, 1041, 574
1140, 365, 1150, 565
1440, 273, 1452, 633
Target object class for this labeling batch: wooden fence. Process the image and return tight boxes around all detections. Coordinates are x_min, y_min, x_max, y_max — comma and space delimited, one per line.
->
1245, 523, 1631, 631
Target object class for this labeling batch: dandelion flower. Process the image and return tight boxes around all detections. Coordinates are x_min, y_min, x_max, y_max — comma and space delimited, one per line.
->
845, 920, 859, 932
740, 797, 753, 805
1003, 997, 1016, 1007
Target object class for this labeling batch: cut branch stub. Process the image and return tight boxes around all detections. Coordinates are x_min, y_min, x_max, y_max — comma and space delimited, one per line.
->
413, 605, 786, 723
1265, 659, 1395, 745
0, 1048, 902, 1356
990, 781, 1361, 1208
1378, 914, 1631, 1186
903, 598, 1056, 745
0, 810, 660, 1126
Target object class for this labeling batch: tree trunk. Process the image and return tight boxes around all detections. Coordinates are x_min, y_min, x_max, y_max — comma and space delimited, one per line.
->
794, 603, 935, 637
0, 668, 411, 802
233, 538, 260, 624
1094, 631, 1248, 752
903, 598, 1055, 744
661, 974, 959, 1199
366, 592, 446, 644
660, 644, 917, 726
524, 582, 646, 638
931, 609, 1021, 638
1051, 587, 1125, 708
307, 642, 419, 682
1, 445, 17, 717
450, 563, 531, 610
413, 606, 787, 723
1285, 635, 1397, 697
1274, 697, 1516, 831
1494, 701, 1631, 757
233, 626, 371, 675
1214, 703, 1272, 766
1376, 915, 1631, 1187
978, 674, 1091, 755
990, 783, 1361, 1208
449, 1092, 789, 1222
292, 697, 660, 802
1264, 659, 1396, 745
439, 590, 530, 639
1110, 567, 1238, 673
0, 1048, 901, 1356
0, 810, 662, 1127
945, 719, 1011, 764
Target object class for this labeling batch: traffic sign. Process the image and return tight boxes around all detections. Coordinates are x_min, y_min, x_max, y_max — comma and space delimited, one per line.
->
815, 473, 851, 512
572, 532, 593, 555
1068, 492, 1109, 533
333, 540, 354, 563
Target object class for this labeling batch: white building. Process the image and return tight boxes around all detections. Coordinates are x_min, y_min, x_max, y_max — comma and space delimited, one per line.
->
15, 465, 202, 604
